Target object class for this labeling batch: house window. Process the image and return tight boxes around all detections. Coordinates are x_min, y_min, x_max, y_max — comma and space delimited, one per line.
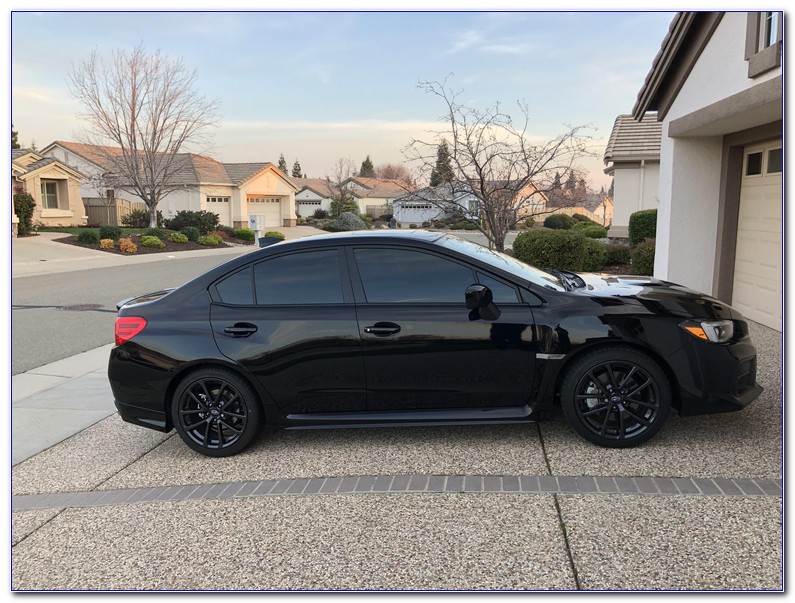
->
40, 181, 59, 209
758, 12, 779, 52
745, 152, 763, 176
767, 148, 782, 174
207, 196, 230, 203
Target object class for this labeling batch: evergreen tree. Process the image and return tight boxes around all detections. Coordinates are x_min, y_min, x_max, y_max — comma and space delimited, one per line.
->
552, 171, 562, 189
359, 155, 375, 178
429, 140, 454, 187
12, 125, 20, 149
291, 159, 303, 178
277, 153, 288, 174
564, 171, 577, 191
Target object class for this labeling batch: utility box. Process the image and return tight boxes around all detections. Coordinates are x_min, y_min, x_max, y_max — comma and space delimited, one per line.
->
248, 215, 264, 238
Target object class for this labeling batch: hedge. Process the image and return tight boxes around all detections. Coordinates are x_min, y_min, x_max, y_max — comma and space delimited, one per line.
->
198, 234, 223, 246
605, 243, 631, 266
543, 214, 576, 230
77, 230, 100, 245
628, 209, 658, 246
581, 224, 608, 239
99, 226, 121, 241
234, 228, 257, 241
631, 238, 656, 275
13, 192, 36, 236
513, 229, 606, 272
180, 226, 201, 242
164, 210, 220, 234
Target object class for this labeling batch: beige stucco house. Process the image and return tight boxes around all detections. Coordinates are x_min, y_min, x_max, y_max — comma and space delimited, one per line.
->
41, 141, 299, 228
632, 11, 782, 330
292, 178, 336, 216
603, 114, 661, 237
341, 177, 412, 215
12, 148, 87, 234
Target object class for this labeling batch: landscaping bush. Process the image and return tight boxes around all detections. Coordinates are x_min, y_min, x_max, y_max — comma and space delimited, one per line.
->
209, 229, 230, 240
215, 225, 236, 238
143, 228, 170, 240
13, 191, 36, 236
329, 212, 368, 231
464, 222, 478, 230
524, 217, 535, 228
118, 237, 137, 254
140, 235, 165, 249
449, 222, 464, 230
197, 234, 223, 246
628, 209, 658, 247
233, 228, 256, 242
605, 243, 631, 266
77, 230, 100, 245
543, 214, 576, 230
409, 223, 418, 229
122, 209, 164, 228
168, 232, 189, 244
99, 226, 121, 241
421, 221, 431, 228
379, 213, 393, 222
570, 221, 590, 232
262, 230, 285, 240
581, 224, 608, 239
631, 238, 656, 276
570, 213, 596, 224
180, 226, 201, 242
313, 208, 329, 219
513, 230, 606, 272
164, 210, 220, 234
99, 238, 115, 250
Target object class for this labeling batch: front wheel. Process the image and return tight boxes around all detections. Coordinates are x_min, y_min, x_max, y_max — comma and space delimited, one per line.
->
560, 348, 671, 448
171, 368, 262, 457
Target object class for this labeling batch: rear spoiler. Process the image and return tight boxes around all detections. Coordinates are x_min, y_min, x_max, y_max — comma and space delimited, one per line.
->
116, 288, 176, 311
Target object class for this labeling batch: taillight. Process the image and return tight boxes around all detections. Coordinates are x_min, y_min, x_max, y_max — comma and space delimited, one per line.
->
115, 316, 147, 345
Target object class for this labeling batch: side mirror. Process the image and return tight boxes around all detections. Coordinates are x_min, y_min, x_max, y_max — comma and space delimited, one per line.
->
465, 284, 501, 321
465, 284, 493, 309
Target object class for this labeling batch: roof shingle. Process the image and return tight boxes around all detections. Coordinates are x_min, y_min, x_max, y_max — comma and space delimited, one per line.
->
603, 114, 662, 165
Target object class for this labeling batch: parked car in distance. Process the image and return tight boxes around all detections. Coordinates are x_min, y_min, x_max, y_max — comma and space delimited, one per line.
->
109, 230, 762, 457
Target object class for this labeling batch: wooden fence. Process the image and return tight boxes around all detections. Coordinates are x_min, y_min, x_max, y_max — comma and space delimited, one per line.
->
83, 197, 147, 227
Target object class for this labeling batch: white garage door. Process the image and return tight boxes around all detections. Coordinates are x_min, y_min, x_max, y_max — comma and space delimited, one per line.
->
732, 140, 782, 330
247, 197, 282, 228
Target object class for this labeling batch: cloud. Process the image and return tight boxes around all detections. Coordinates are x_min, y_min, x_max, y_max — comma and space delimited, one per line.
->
222, 119, 443, 134
481, 43, 532, 55
445, 30, 481, 54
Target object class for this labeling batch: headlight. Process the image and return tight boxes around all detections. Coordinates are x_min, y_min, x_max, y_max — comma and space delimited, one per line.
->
680, 319, 735, 343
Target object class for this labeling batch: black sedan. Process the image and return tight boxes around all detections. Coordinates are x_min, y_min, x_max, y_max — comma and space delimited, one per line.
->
109, 230, 762, 457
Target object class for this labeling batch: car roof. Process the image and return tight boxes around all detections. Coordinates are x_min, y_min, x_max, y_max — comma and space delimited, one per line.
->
285, 229, 446, 246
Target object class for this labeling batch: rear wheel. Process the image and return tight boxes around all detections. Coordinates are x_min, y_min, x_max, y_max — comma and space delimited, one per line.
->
560, 348, 671, 448
171, 368, 261, 457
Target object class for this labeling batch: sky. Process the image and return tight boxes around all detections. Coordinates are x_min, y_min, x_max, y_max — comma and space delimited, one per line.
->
10, 9, 676, 190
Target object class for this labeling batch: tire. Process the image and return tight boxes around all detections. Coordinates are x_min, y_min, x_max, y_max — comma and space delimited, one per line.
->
171, 368, 262, 457
560, 347, 671, 448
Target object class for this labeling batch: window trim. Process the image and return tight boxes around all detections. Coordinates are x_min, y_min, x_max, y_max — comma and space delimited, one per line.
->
40, 180, 59, 210
745, 12, 782, 78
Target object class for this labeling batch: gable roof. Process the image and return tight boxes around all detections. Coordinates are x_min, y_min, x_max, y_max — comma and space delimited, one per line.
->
603, 114, 662, 166
292, 178, 336, 198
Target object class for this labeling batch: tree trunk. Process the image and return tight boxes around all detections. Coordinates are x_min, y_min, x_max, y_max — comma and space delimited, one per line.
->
148, 199, 158, 228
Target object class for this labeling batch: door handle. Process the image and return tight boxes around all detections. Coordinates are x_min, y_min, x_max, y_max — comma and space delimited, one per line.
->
223, 323, 258, 337
363, 323, 401, 336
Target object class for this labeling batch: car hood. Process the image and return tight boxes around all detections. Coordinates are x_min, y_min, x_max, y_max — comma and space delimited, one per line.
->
575, 274, 735, 320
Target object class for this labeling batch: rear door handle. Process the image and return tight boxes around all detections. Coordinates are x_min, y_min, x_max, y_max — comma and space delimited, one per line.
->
363, 322, 401, 336
224, 323, 258, 337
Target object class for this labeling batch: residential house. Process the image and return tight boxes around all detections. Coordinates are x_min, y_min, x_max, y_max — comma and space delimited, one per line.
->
12, 148, 86, 234
542, 185, 613, 227
632, 11, 782, 330
603, 114, 662, 237
392, 182, 478, 225
41, 141, 299, 228
292, 178, 335, 217
340, 177, 412, 216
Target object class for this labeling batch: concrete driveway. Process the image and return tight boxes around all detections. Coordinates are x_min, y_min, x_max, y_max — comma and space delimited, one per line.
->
11, 319, 782, 591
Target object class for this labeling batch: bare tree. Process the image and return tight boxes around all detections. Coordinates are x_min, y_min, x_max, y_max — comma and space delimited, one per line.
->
405, 78, 595, 251
69, 44, 220, 227
88, 171, 120, 226
324, 157, 359, 217
375, 162, 415, 187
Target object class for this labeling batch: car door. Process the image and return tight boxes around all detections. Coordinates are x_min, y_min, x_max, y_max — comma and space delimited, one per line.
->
348, 245, 536, 411
209, 247, 366, 415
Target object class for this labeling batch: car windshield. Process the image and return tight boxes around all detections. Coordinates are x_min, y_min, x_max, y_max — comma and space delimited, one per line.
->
436, 234, 565, 291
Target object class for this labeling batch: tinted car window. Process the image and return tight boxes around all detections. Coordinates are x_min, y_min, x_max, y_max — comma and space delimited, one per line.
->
254, 250, 343, 305
355, 248, 475, 303
215, 266, 254, 305
477, 272, 519, 303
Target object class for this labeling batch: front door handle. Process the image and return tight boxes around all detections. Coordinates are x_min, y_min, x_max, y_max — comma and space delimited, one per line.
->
363, 322, 401, 336
224, 323, 258, 337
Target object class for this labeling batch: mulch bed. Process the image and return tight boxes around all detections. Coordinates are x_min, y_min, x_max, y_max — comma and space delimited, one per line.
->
54, 234, 255, 255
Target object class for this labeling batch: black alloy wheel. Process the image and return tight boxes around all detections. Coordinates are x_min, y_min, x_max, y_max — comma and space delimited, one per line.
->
171, 368, 261, 457
560, 348, 671, 448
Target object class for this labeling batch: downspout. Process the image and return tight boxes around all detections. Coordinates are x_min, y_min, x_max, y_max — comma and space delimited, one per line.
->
638, 159, 646, 211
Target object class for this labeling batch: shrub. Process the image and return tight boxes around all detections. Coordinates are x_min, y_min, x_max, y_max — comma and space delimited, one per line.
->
329, 196, 360, 218
122, 209, 164, 228
421, 221, 431, 228
571, 213, 596, 224
543, 214, 576, 230
215, 225, 236, 238
164, 210, 220, 234
313, 208, 329, 219
198, 234, 223, 246
605, 243, 631, 266
140, 235, 165, 249
180, 226, 201, 242
524, 217, 535, 228
77, 230, 100, 245
464, 222, 478, 230
233, 228, 256, 242
582, 239, 608, 272
118, 237, 137, 254
631, 238, 656, 275
581, 224, 608, 239
168, 232, 189, 244
13, 191, 36, 236
409, 223, 418, 229
99, 226, 121, 241
628, 209, 658, 246
513, 230, 605, 272
209, 229, 230, 240
570, 221, 589, 232
143, 228, 170, 240
379, 213, 393, 222
262, 230, 285, 240
99, 238, 115, 250
449, 222, 464, 230
332, 212, 368, 231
